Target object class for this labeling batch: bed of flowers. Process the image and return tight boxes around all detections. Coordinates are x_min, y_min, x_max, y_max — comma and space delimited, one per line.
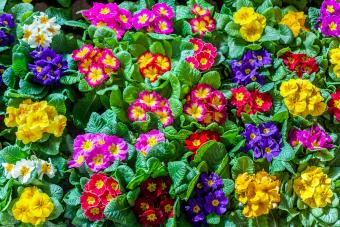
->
0, 0, 339, 226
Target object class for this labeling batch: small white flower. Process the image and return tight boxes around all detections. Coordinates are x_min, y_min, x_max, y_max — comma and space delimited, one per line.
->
28, 32, 52, 48
2, 163, 15, 179
12, 160, 35, 183
36, 159, 55, 180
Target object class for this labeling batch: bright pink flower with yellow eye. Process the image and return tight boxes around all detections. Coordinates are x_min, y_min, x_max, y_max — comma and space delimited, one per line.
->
112, 27, 126, 40
135, 129, 166, 156
84, 205, 105, 222
186, 56, 200, 69
195, 51, 214, 71
189, 38, 204, 53
152, 3, 175, 19
141, 64, 161, 82
137, 51, 155, 69
84, 173, 108, 196
128, 103, 148, 122
80, 191, 100, 210
137, 91, 161, 109
213, 111, 227, 125
153, 17, 174, 34
133, 9, 153, 29
184, 102, 207, 121
154, 54, 171, 73
72, 44, 93, 61
207, 91, 227, 111
191, 84, 213, 101
202, 43, 217, 58
203, 15, 217, 32
191, 4, 211, 16
117, 8, 133, 30
190, 17, 210, 36
153, 106, 174, 127
99, 49, 120, 71
78, 58, 92, 74
85, 64, 108, 87
231, 86, 251, 107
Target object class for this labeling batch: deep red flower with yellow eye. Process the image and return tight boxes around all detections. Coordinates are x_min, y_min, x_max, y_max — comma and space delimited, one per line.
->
231, 86, 251, 107
251, 90, 272, 112
84, 173, 108, 195
100, 190, 115, 206
140, 64, 161, 82
328, 89, 340, 122
156, 176, 171, 195
105, 177, 121, 196
134, 198, 154, 215
154, 54, 171, 73
160, 198, 174, 218
139, 208, 163, 226
84, 204, 105, 222
185, 132, 208, 153
140, 178, 159, 198
80, 191, 100, 210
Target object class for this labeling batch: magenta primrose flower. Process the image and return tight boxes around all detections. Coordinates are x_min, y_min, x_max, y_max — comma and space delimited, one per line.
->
289, 126, 333, 150
135, 129, 165, 156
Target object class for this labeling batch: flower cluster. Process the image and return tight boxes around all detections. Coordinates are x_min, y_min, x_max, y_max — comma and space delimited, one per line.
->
280, 11, 308, 37
282, 52, 319, 77
4, 99, 67, 144
185, 172, 228, 224
28, 47, 68, 85
241, 122, 283, 161
231, 86, 272, 116
133, 3, 174, 34
128, 91, 173, 127
328, 89, 340, 121
293, 166, 333, 208
12, 187, 54, 225
2, 157, 55, 183
189, 4, 216, 36
280, 79, 326, 116
80, 173, 121, 221
289, 126, 333, 150
317, 0, 340, 37
135, 129, 165, 156
329, 46, 340, 78
0, 13, 15, 46
22, 12, 60, 48
233, 7, 266, 42
230, 49, 272, 85
68, 133, 128, 172
72, 44, 120, 87
82, 3, 132, 39
184, 84, 227, 125
186, 38, 217, 71
235, 171, 280, 218
185, 131, 220, 155
134, 177, 173, 226
137, 51, 171, 82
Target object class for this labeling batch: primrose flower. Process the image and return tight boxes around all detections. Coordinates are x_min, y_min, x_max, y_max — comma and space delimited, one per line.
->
293, 166, 333, 208
85, 147, 111, 172
152, 3, 175, 19
235, 171, 280, 218
152, 17, 174, 34
289, 126, 333, 150
189, 4, 216, 36
12, 160, 35, 183
317, 0, 340, 37
137, 51, 171, 82
135, 129, 165, 156
280, 11, 308, 37
36, 159, 55, 180
133, 9, 153, 29
186, 39, 216, 71
103, 135, 128, 161
2, 163, 15, 179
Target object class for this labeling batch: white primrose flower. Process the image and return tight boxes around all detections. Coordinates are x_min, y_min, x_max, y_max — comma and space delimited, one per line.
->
12, 160, 35, 184
36, 158, 55, 180
2, 163, 15, 179
28, 31, 53, 48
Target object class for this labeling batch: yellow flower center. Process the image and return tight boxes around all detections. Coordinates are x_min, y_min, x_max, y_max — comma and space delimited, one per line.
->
196, 88, 209, 98
265, 147, 271, 154
236, 93, 244, 101
159, 22, 167, 31
119, 14, 127, 23
212, 199, 220, 207
76, 155, 84, 164
160, 8, 168, 16
76, 48, 89, 58
95, 180, 104, 189
36, 66, 42, 73
147, 137, 157, 147
35, 33, 46, 45
192, 139, 201, 146
90, 207, 100, 215
82, 140, 93, 151
263, 128, 269, 134
5, 164, 13, 172
193, 205, 201, 213
245, 68, 251, 74
87, 196, 96, 205
39, 16, 49, 24
23, 30, 32, 39
41, 163, 51, 174
200, 58, 208, 65
93, 155, 104, 166
334, 100, 340, 109
138, 15, 148, 24
141, 202, 149, 210
100, 8, 110, 15
20, 166, 30, 176
329, 22, 337, 31
108, 144, 119, 155
147, 213, 157, 222
164, 204, 172, 213
195, 20, 208, 33
257, 55, 263, 61
326, 5, 334, 13
251, 76, 257, 81
250, 133, 256, 139
208, 180, 214, 186
147, 183, 157, 192
255, 97, 264, 106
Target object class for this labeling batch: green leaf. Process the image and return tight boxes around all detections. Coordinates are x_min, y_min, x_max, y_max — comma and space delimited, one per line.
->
0, 0, 6, 12
63, 188, 81, 206
123, 85, 141, 104
45, 7, 70, 24
222, 179, 234, 195
11, 3, 33, 21
47, 184, 64, 201
150, 41, 165, 55
104, 195, 137, 225
2, 67, 17, 88
12, 53, 28, 76
316, 207, 338, 225
206, 213, 220, 225
48, 198, 64, 220
192, 141, 227, 168
31, 136, 62, 155
235, 0, 253, 9
175, 60, 200, 87
0, 145, 27, 163
169, 98, 183, 118
57, 0, 71, 7
225, 22, 241, 37
200, 71, 221, 89
272, 104, 289, 123
168, 161, 188, 188
47, 93, 67, 115
62, 20, 87, 29
279, 24, 294, 44
175, 6, 192, 21
214, 12, 229, 30
129, 44, 148, 58
147, 142, 177, 161
72, 93, 101, 129
260, 26, 280, 42
231, 156, 255, 179
110, 85, 124, 108
278, 142, 296, 161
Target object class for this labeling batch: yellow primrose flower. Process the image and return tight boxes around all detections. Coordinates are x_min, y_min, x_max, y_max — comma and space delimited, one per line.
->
20, 186, 40, 200
280, 79, 326, 117
280, 11, 308, 37
233, 7, 257, 25
4, 99, 67, 144
329, 47, 340, 65
240, 21, 265, 42
235, 171, 280, 218
293, 166, 333, 208
333, 64, 340, 78
12, 200, 32, 224
30, 193, 54, 218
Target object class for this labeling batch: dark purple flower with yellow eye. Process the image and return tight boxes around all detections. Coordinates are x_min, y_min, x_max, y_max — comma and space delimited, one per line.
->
205, 190, 229, 215
184, 198, 206, 223
0, 13, 15, 28
258, 138, 281, 162
253, 49, 272, 67
259, 122, 279, 137
0, 30, 14, 46
199, 172, 223, 192
241, 124, 261, 146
